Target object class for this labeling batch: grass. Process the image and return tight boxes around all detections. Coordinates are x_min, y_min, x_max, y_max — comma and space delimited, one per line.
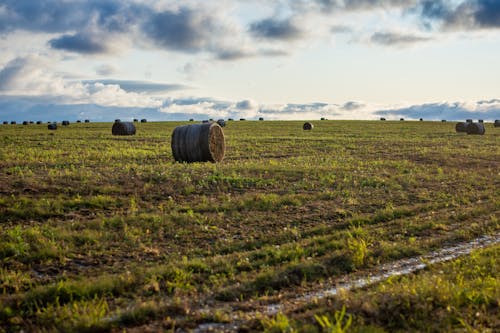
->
0, 120, 498, 332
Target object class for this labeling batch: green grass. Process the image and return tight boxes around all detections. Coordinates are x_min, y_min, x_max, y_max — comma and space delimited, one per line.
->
0, 120, 498, 332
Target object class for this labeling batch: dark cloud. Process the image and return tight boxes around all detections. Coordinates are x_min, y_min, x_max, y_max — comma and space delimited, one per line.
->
49, 33, 108, 54
377, 102, 500, 120
371, 31, 432, 46
82, 80, 188, 94
236, 100, 255, 110
417, 0, 500, 30
249, 18, 303, 40
0, 57, 28, 90
342, 101, 364, 110
310, 0, 416, 12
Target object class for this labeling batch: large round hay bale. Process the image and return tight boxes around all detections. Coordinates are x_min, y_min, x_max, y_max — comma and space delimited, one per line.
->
62, 120, 70, 126
171, 123, 225, 163
48, 123, 57, 130
140, 119, 147, 123
466, 122, 485, 135
112, 121, 136, 136
455, 122, 469, 133
303, 122, 314, 130
494, 120, 500, 127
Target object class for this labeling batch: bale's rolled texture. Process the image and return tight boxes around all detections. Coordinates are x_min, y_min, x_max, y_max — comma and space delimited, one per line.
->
112, 121, 136, 136
141, 119, 147, 123
216, 119, 226, 127
171, 123, 225, 163
455, 122, 469, 133
495, 120, 500, 127
48, 123, 57, 130
303, 122, 314, 130
466, 122, 485, 135
62, 120, 70, 126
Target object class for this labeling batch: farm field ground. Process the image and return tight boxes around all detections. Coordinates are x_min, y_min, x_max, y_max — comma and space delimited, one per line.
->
0, 120, 498, 332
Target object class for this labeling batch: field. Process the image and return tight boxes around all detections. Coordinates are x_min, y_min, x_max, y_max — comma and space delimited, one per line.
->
0, 120, 499, 332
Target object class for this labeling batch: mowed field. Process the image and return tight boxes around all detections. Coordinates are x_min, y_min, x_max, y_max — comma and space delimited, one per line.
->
0, 120, 499, 332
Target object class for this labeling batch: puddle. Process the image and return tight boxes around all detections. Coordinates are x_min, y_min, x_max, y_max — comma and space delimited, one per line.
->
266, 234, 500, 314
191, 234, 499, 332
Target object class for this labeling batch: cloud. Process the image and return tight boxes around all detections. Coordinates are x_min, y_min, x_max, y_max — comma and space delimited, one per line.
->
249, 17, 303, 40
416, 0, 500, 30
342, 101, 364, 110
370, 31, 433, 46
82, 80, 189, 94
95, 64, 118, 76
49, 33, 109, 54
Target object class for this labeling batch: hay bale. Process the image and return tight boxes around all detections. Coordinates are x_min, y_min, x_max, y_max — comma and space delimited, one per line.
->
420, 118, 423, 121
400, 118, 405, 121
455, 122, 469, 133
48, 123, 57, 130
321, 117, 326, 121
441, 120, 447, 122
466, 122, 485, 135
380, 117, 386, 121
85, 119, 90, 123
77, 120, 81, 123
240, 118, 246, 121
141, 119, 147, 123
133, 119, 138, 122
202, 120, 210, 123
228, 118, 234, 121
466, 119, 473, 123
478, 119, 483, 123
62, 120, 70, 126
2, 121, 8, 125
303, 122, 314, 130
217, 119, 226, 127
171, 123, 225, 163
189, 118, 194, 122
10, 121, 16, 125
22, 121, 29, 125
494, 120, 500, 127
112, 121, 136, 136
259, 117, 264, 121
36, 121, 42, 124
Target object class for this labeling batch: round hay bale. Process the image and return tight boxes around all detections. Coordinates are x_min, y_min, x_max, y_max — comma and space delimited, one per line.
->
189, 118, 194, 122
441, 119, 447, 122
239, 118, 246, 121
216, 119, 226, 127
380, 117, 386, 121
140, 119, 147, 123
171, 123, 225, 163
303, 122, 314, 130
10, 121, 16, 125
112, 121, 136, 136
419, 118, 423, 121
48, 123, 57, 130
62, 120, 70, 126
77, 120, 81, 123
400, 118, 405, 121
259, 117, 264, 121
22, 121, 29, 125
85, 119, 90, 123
133, 119, 138, 122
2, 121, 8, 125
466, 122, 485, 135
455, 122, 468, 133
202, 120, 210, 123
478, 119, 483, 123
228, 118, 234, 121
36, 121, 42, 124
494, 120, 500, 127
466, 119, 473, 123
321, 117, 326, 121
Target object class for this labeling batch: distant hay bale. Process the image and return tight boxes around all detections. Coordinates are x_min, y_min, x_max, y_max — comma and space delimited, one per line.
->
85, 119, 90, 123
380, 117, 386, 121
112, 121, 136, 136
171, 123, 225, 163
202, 120, 210, 123
400, 118, 405, 121
216, 119, 226, 127
10, 121, 16, 125
466, 119, 473, 123
189, 118, 194, 122
478, 119, 483, 123
115, 119, 121, 123
48, 123, 57, 130
140, 119, 147, 123
36, 121, 42, 124
455, 122, 469, 133
466, 122, 485, 135
441, 120, 447, 122
259, 117, 264, 121
2, 121, 8, 125
419, 118, 423, 121
303, 122, 314, 130
133, 119, 138, 122
240, 118, 246, 121
22, 121, 28, 125
77, 120, 81, 123
495, 120, 500, 127
321, 117, 326, 120
62, 120, 70, 126
228, 118, 234, 121
29, 121, 34, 124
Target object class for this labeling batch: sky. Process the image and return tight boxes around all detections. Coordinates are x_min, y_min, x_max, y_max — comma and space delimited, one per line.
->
1, 0, 500, 122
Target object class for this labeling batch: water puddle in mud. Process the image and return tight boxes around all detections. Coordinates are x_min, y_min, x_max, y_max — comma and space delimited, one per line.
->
192, 234, 499, 332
